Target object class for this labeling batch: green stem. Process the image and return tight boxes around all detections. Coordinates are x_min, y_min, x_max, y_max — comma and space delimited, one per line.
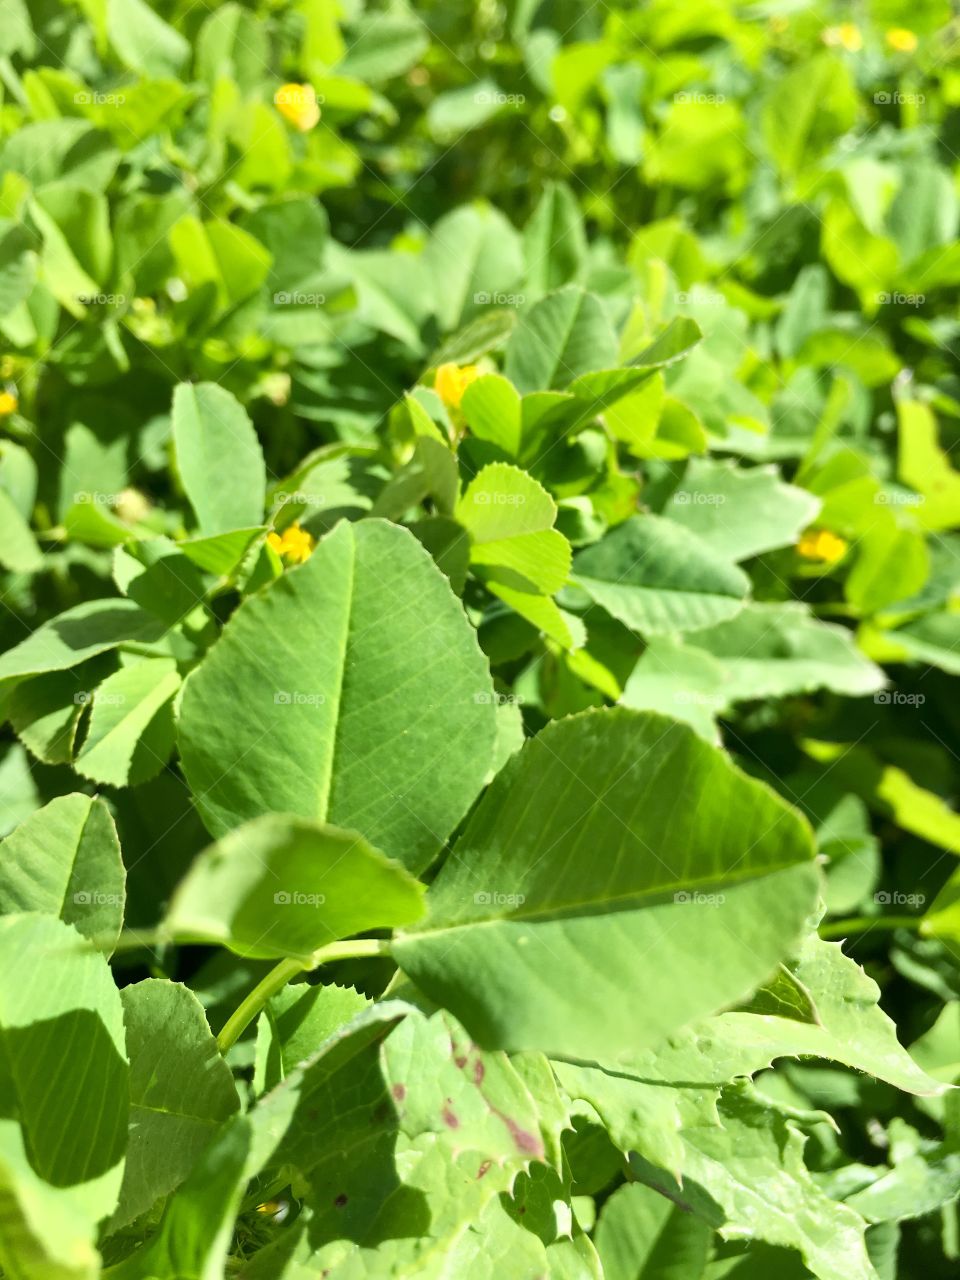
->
820, 914, 923, 940
216, 939, 390, 1054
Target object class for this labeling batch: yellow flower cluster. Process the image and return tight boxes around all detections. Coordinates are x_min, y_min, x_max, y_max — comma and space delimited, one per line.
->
274, 83, 321, 131
797, 529, 848, 563
267, 521, 316, 565
823, 23, 862, 51
434, 363, 480, 410
886, 28, 918, 53
0, 391, 18, 416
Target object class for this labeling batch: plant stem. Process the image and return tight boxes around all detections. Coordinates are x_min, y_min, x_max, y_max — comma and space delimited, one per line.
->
820, 914, 923, 940
216, 939, 390, 1054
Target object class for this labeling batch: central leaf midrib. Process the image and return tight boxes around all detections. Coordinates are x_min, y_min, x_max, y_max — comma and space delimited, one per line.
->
405, 857, 812, 938
316, 526, 356, 822
551, 291, 588, 388
131, 1099, 229, 1124
58, 797, 92, 920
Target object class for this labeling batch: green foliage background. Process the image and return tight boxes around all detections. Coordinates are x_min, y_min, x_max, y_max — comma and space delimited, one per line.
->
1, 0, 960, 1276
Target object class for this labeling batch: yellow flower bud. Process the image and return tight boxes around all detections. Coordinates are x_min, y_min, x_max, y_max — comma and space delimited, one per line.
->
797, 529, 848, 563
823, 23, 862, 52
0, 391, 17, 416
434, 363, 480, 410
885, 28, 918, 53
274, 83, 321, 132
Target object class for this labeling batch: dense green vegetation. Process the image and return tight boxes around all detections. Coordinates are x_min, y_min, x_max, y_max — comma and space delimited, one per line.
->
1, 0, 960, 1276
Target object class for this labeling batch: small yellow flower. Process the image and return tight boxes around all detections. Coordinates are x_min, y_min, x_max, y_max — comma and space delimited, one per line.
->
886, 27, 918, 53
268, 521, 315, 565
435, 363, 480, 410
823, 23, 862, 52
0, 391, 18, 416
274, 83, 321, 132
797, 529, 848, 563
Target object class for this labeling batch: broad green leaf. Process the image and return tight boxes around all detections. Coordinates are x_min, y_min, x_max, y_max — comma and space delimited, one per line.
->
0, 488, 42, 573
0, 746, 41, 839
683, 935, 944, 1095
178, 519, 497, 872
6, 664, 109, 765
594, 1182, 710, 1280
457, 463, 571, 593
632, 1090, 879, 1280
681, 604, 884, 701
113, 540, 209, 628
523, 181, 587, 298
761, 53, 857, 177
666, 459, 821, 561
243, 198, 329, 300
822, 199, 899, 307
922, 865, 960, 954
461, 374, 523, 458
426, 80, 508, 141
847, 1148, 960, 1224
107, 0, 189, 76
121, 1008, 416, 1277
255, 1004, 548, 1266
393, 709, 820, 1059
456, 463, 574, 645
103, 1115, 256, 1280
0, 795, 124, 950
620, 636, 727, 742
872, 611, 960, 676
528, 319, 702, 441
74, 658, 180, 788
329, 245, 431, 350
371, 437, 458, 520
169, 217, 271, 312
118, 1003, 403, 1280
575, 317, 703, 394
555, 1054, 722, 1182
165, 814, 424, 962
382, 1009, 545, 1168
776, 264, 830, 359
644, 101, 747, 193
0, 915, 127, 1280
572, 515, 750, 635
804, 740, 960, 858
195, 3, 270, 92
845, 523, 929, 616
179, 528, 264, 577
410, 515, 471, 593
337, 13, 428, 82
425, 203, 524, 333
63, 500, 131, 550
897, 398, 960, 531
34, 185, 110, 287
429, 308, 518, 367
491, 589, 581, 650
505, 287, 618, 393
109, 980, 240, 1230
28, 196, 101, 317
255, 981, 371, 1093
0, 599, 166, 686
172, 382, 267, 536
